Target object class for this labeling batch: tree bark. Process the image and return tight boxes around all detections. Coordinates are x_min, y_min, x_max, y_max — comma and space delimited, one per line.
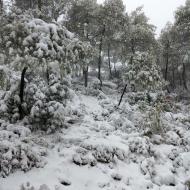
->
38, 0, 42, 11
98, 25, 105, 88
177, 62, 182, 86
84, 66, 88, 87
107, 43, 112, 78
164, 53, 169, 81
164, 40, 170, 81
19, 67, 28, 120
114, 62, 117, 77
130, 39, 135, 65
46, 65, 49, 85
118, 84, 127, 106
98, 36, 103, 87
28, 0, 32, 8
172, 62, 175, 89
0, 0, 3, 15
182, 62, 188, 90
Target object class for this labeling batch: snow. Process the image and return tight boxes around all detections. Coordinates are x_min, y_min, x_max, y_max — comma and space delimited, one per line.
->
80, 95, 102, 113
0, 80, 190, 190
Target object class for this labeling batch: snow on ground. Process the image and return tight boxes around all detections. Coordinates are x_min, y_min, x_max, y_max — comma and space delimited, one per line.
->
0, 81, 190, 190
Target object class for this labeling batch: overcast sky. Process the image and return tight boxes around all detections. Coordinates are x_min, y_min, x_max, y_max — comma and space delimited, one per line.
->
97, 0, 186, 36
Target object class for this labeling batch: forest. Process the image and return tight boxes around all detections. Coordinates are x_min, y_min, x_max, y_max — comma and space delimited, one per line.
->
0, 0, 190, 190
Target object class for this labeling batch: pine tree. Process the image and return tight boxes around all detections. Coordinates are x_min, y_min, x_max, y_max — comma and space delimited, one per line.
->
121, 7, 156, 65
124, 52, 164, 91
174, 0, 190, 89
159, 22, 179, 89
102, 0, 125, 78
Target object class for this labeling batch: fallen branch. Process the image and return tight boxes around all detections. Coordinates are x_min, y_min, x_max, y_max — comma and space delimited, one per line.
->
118, 84, 127, 106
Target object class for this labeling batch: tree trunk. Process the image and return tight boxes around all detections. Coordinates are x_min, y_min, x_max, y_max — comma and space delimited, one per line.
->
98, 25, 105, 88
0, 0, 3, 15
182, 62, 188, 90
130, 56, 133, 65
84, 66, 89, 87
164, 41, 170, 81
164, 53, 169, 81
98, 35, 103, 87
118, 84, 127, 106
130, 39, 135, 65
38, 0, 42, 11
172, 62, 175, 89
114, 62, 117, 77
177, 62, 182, 86
29, 0, 32, 8
19, 67, 28, 120
107, 43, 112, 78
46, 65, 49, 85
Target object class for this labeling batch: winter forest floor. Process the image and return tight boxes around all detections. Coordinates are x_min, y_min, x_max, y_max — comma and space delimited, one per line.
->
0, 78, 190, 190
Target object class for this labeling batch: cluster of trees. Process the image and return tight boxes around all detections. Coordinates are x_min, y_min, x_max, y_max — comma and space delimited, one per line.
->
159, 0, 190, 91
66, 0, 163, 90
0, 0, 190, 92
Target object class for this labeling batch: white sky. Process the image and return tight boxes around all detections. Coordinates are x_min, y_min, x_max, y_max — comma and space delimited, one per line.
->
97, 0, 186, 36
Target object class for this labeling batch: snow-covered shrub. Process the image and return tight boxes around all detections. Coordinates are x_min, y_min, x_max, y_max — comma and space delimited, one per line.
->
0, 121, 46, 177
72, 147, 97, 166
142, 103, 166, 136
140, 157, 156, 177
80, 143, 128, 164
92, 146, 115, 163
73, 153, 89, 166
30, 100, 65, 132
111, 173, 122, 181
154, 94, 177, 112
97, 91, 107, 100
73, 152, 97, 166
128, 136, 153, 156
168, 149, 179, 161
26, 72, 70, 132
20, 183, 51, 190
126, 92, 150, 105
0, 66, 70, 132
123, 53, 165, 92
20, 182, 35, 190
20, 182, 73, 190
103, 81, 117, 89
0, 67, 7, 90
90, 78, 102, 89
153, 167, 176, 186
0, 66, 22, 123
0, 141, 44, 177
0, 84, 20, 123
165, 131, 181, 146
83, 77, 101, 96
110, 113, 134, 132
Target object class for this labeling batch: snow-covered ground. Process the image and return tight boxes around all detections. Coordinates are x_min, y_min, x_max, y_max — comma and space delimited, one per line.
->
0, 81, 190, 190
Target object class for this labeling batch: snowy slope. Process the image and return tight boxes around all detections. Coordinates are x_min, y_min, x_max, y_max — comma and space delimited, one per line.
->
0, 82, 190, 190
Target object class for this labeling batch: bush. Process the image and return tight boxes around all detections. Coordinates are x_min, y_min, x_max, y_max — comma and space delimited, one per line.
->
20, 183, 51, 190
26, 73, 70, 132
0, 68, 70, 133
128, 136, 153, 156
0, 121, 46, 177
123, 53, 165, 92
142, 103, 166, 136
